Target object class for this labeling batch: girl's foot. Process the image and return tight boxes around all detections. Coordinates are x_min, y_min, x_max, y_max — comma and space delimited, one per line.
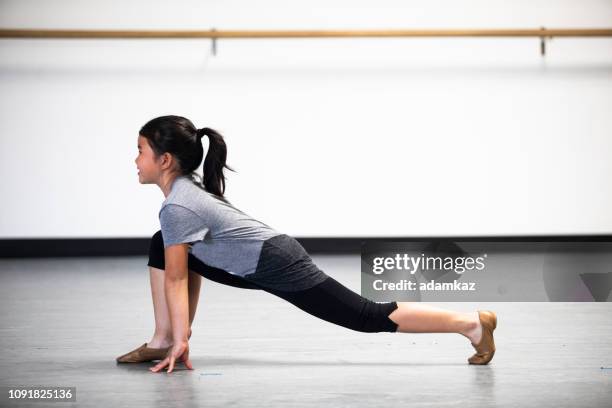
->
467, 310, 497, 365
116, 343, 171, 363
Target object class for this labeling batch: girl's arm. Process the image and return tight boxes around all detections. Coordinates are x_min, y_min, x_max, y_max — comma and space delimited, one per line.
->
163, 243, 191, 342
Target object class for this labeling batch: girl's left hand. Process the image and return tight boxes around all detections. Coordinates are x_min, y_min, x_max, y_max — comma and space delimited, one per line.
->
149, 340, 193, 374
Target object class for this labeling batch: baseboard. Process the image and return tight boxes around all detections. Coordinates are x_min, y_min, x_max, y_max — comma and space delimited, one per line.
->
1, 234, 611, 258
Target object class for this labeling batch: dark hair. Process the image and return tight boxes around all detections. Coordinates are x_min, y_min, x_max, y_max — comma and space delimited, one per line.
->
139, 115, 236, 201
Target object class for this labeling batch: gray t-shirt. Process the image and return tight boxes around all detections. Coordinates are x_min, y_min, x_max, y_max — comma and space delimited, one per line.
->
159, 175, 282, 277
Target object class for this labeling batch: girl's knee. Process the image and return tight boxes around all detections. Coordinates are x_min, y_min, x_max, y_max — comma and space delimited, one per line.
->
147, 230, 165, 269
360, 300, 399, 333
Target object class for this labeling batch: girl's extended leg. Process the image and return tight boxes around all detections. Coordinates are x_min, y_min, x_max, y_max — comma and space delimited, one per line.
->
262, 274, 481, 344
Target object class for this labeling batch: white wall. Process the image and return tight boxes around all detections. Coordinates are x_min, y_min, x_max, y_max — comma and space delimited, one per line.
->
1, 0, 611, 238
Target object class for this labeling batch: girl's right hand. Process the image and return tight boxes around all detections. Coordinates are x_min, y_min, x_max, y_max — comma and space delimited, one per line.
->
150, 340, 193, 374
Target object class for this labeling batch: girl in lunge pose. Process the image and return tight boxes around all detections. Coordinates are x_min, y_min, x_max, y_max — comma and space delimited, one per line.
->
116, 115, 497, 373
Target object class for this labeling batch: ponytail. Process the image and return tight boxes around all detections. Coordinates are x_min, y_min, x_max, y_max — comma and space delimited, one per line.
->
197, 127, 236, 200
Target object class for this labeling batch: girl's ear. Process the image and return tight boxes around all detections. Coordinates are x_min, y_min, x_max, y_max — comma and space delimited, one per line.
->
160, 152, 172, 169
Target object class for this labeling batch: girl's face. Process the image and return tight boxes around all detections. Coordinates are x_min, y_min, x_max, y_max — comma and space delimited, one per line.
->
135, 135, 161, 184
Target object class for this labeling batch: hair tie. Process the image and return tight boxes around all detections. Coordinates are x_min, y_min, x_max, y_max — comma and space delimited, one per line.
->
196, 128, 204, 139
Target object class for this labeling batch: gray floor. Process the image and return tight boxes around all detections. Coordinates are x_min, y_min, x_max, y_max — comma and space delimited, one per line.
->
0, 254, 611, 407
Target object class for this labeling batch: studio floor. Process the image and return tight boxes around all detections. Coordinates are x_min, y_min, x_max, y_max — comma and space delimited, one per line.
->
0, 254, 610, 407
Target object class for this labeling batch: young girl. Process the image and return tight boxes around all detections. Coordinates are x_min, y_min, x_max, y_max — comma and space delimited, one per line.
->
117, 115, 497, 373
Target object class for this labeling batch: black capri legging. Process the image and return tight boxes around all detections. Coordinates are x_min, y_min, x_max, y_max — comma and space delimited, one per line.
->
147, 230, 399, 333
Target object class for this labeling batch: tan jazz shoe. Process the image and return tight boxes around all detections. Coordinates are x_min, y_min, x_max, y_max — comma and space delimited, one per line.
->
468, 310, 497, 365
116, 343, 171, 363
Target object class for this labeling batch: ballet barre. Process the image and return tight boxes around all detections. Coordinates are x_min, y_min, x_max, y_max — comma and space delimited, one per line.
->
1, 27, 611, 56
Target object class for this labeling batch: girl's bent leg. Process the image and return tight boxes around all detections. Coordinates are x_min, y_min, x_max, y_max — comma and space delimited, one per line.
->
145, 266, 196, 349
147, 266, 173, 348
146, 231, 200, 348
146, 230, 260, 348
187, 270, 202, 327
